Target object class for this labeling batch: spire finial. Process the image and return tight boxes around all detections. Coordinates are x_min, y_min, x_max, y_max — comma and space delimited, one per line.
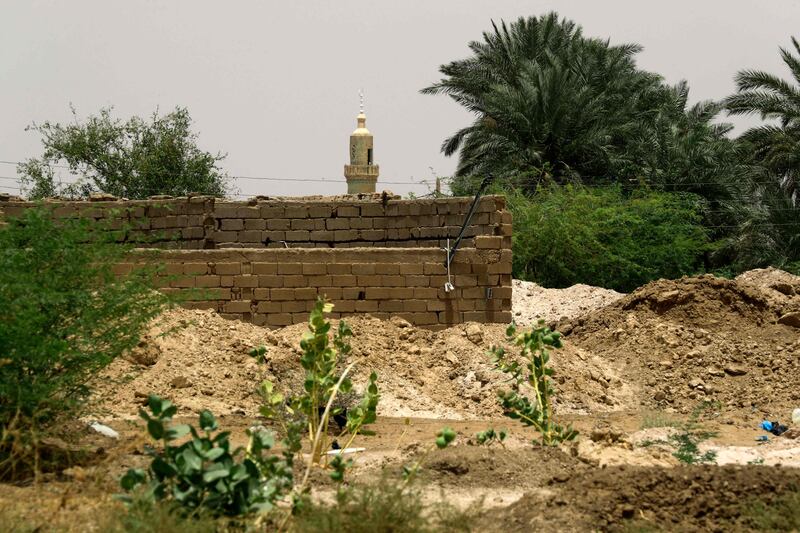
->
359, 89, 364, 114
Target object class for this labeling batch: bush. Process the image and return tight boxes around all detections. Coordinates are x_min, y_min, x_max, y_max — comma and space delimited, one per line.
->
121, 396, 296, 517
508, 185, 709, 292
0, 207, 170, 478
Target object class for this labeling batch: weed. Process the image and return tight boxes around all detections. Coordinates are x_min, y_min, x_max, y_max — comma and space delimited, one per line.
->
741, 489, 800, 531
475, 428, 507, 447
402, 427, 457, 485
488, 321, 577, 446
639, 411, 681, 430
636, 402, 719, 464
289, 480, 473, 533
120, 395, 296, 517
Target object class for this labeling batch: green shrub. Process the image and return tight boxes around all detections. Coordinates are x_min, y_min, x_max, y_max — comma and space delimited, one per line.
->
508, 185, 709, 292
489, 321, 577, 446
121, 396, 296, 517
0, 207, 170, 479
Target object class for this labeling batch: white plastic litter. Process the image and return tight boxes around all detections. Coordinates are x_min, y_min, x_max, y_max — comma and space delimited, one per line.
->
793, 408, 800, 425
89, 421, 120, 439
325, 447, 366, 456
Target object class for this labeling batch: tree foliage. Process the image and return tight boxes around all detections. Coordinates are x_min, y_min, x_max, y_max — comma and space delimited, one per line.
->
0, 207, 171, 478
19, 107, 230, 200
508, 185, 709, 292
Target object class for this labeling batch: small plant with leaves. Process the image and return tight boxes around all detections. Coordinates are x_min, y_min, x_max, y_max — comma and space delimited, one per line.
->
402, 427, 457, 484
475, 427, 507, 447
120, 395, 297, 517
635, 401, 719, 465
489, 321, 578, 446
259, 299, 379, 488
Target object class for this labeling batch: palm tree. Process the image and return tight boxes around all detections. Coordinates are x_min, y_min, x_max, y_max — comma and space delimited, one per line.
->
421, 12, 665, 190
724, 37, 800, 204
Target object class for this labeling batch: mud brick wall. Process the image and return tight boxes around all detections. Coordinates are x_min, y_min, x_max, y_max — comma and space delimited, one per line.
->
0, 195, 510, 250
210, 196, 510, 249
122, 243, 512, 329
0, 197, 214, 249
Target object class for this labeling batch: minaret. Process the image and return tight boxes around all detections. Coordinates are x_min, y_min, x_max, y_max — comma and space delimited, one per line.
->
344, 91, 379, 194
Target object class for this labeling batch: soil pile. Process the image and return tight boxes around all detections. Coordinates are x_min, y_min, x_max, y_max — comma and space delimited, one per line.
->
512, 279, 623, 326
91, 308, 628, 421
564, 273, 800, 416
487, 464, 800, 532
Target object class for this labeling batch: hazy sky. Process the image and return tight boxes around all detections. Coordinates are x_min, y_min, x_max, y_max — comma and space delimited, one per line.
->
1, 1, 799, 198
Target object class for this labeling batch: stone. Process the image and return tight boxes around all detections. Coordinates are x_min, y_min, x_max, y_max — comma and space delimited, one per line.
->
724, 364, 747, 376
688, 377, 705, 389
465, 324, 483, 344
654, 391, 666, 401
170, 375, 191, 389
707, 366, 725, 377
778, 312, 800, 328
771, 282, 796, 296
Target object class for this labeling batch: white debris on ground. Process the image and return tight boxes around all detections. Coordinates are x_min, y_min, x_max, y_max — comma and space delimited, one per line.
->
512, 279, 624, 326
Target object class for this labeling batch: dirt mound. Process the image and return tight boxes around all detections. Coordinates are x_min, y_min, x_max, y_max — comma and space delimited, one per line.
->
512, 279, 623, 327
564, 274, 800, 416
487, 464, 800, 532
91, 307, 628, 421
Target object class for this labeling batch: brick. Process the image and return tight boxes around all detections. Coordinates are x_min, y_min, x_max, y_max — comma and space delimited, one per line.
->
349, 217, 372, 229
252, 262, 277, 275
361, 203, 384, 216
256, 301, 282, 313
427, 300, 447, 311
399, 263, 423, 275
334, 230, 358, 241
267, 313, 293, 326
302, 263, 327, 275
492, 286, 512, 299
454, 275, 478, 287
352, 263, 376, 275
170, 276, 195, 288
488, 262, 512, 275
327, 264, 351, 275
412, 312, 438, 325
382, 275, 405, 287
263, 231, 286, 242
307, 275, 332, 286
221, 219, 244, 231
238, 230, 262, 242
389, 287, 415, 299
290, 219, 315, 230
308, 205, 332, 218
213, 231, 238, 243
224, 300, 252, 313
310, 230, 334, 241
258, 275, 284, 288
378, 300, 404, 312
340, 288, 362, 300
195, 275, 221, 288
404, 275, 429, 286
270, 288, 294, 300
355, 300, 379, 312
357, 275, 382, 286
423, 263, 447, 275
336, 205, 359, 217
403, 300, 428, 312
260, 205, 285, 218
285, 205, 308, 218
463, 311, 487, 322
294, 287, 318, 300
283, 275, 307, 287
365, 287, 391, 300
233, 275, 259, 287
184, 262, 208, 275
375, 264, 400, 275
253, 288, 270, 299
214, 262, 241, 275
414, 287, 438, 299
326, 218, 350, 230
244, 219, 267, 230
335, 300, 356, 312
220, 276, 234, 287
267, 219, 291, 230
285, 230, 310, 241
278, 262, 303, 275
331, 274, 357, 286
360, 229, 386, 241
237, 207, 261, 218
319, 287, 342, 300
281, 300, 307, 313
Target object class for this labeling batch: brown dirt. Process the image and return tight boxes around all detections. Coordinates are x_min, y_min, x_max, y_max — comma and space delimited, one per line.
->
91, 308, 627, 421
563, 273, 800, 418
483, 464, 800, 532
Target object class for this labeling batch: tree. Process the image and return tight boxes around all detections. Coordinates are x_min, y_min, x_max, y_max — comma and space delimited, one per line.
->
18, 107, 230, 200
422, 12, 672, 188
722, 37, 800, 269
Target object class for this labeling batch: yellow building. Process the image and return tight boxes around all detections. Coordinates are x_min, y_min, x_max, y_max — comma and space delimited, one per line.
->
344, 96, 379, 194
